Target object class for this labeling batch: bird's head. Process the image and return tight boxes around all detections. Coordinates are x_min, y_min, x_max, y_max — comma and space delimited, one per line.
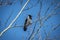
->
28, 15, 32, 19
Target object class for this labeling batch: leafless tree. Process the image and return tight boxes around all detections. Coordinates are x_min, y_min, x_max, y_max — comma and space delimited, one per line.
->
0, 0, 60, 40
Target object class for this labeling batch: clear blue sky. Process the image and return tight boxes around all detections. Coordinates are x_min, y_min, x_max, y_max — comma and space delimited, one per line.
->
0, 0, 60, 40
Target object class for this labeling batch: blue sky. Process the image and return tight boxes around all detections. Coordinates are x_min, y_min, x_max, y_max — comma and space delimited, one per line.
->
0, 0, 60, 40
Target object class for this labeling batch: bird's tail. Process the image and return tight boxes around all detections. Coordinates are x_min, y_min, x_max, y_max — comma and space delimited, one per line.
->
23, 26, 27, 31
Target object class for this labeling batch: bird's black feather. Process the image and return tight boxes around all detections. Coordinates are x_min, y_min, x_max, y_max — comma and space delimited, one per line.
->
23, 25, 27, 31
23, 19, 27, 31
28, 15, 32, 19
23, 15, 32, 31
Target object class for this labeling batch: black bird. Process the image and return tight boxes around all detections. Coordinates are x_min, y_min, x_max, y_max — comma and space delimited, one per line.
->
23, 15, 32, 31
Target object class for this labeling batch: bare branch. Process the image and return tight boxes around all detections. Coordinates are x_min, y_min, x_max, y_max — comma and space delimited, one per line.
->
20, 0, 23, 5
52, 24, 60, 31
28, 20, 38, 40
3, 11, 13, 27
44, 0, 55, 16
23, 0, 40, 12
43, 2, 60, 23
28, 0, 43, 40
0, 0, 30, 36
45, 24, 60, 40
0, 0, 17, 7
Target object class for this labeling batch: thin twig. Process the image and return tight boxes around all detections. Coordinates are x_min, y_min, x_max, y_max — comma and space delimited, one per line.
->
28, 0, 43, 40
23, 0, 40, 12
28, 20, 38, 40
43, 3, 60, 23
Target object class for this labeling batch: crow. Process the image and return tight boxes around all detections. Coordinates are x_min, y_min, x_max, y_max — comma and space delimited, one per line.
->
23, 15, 32, 31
